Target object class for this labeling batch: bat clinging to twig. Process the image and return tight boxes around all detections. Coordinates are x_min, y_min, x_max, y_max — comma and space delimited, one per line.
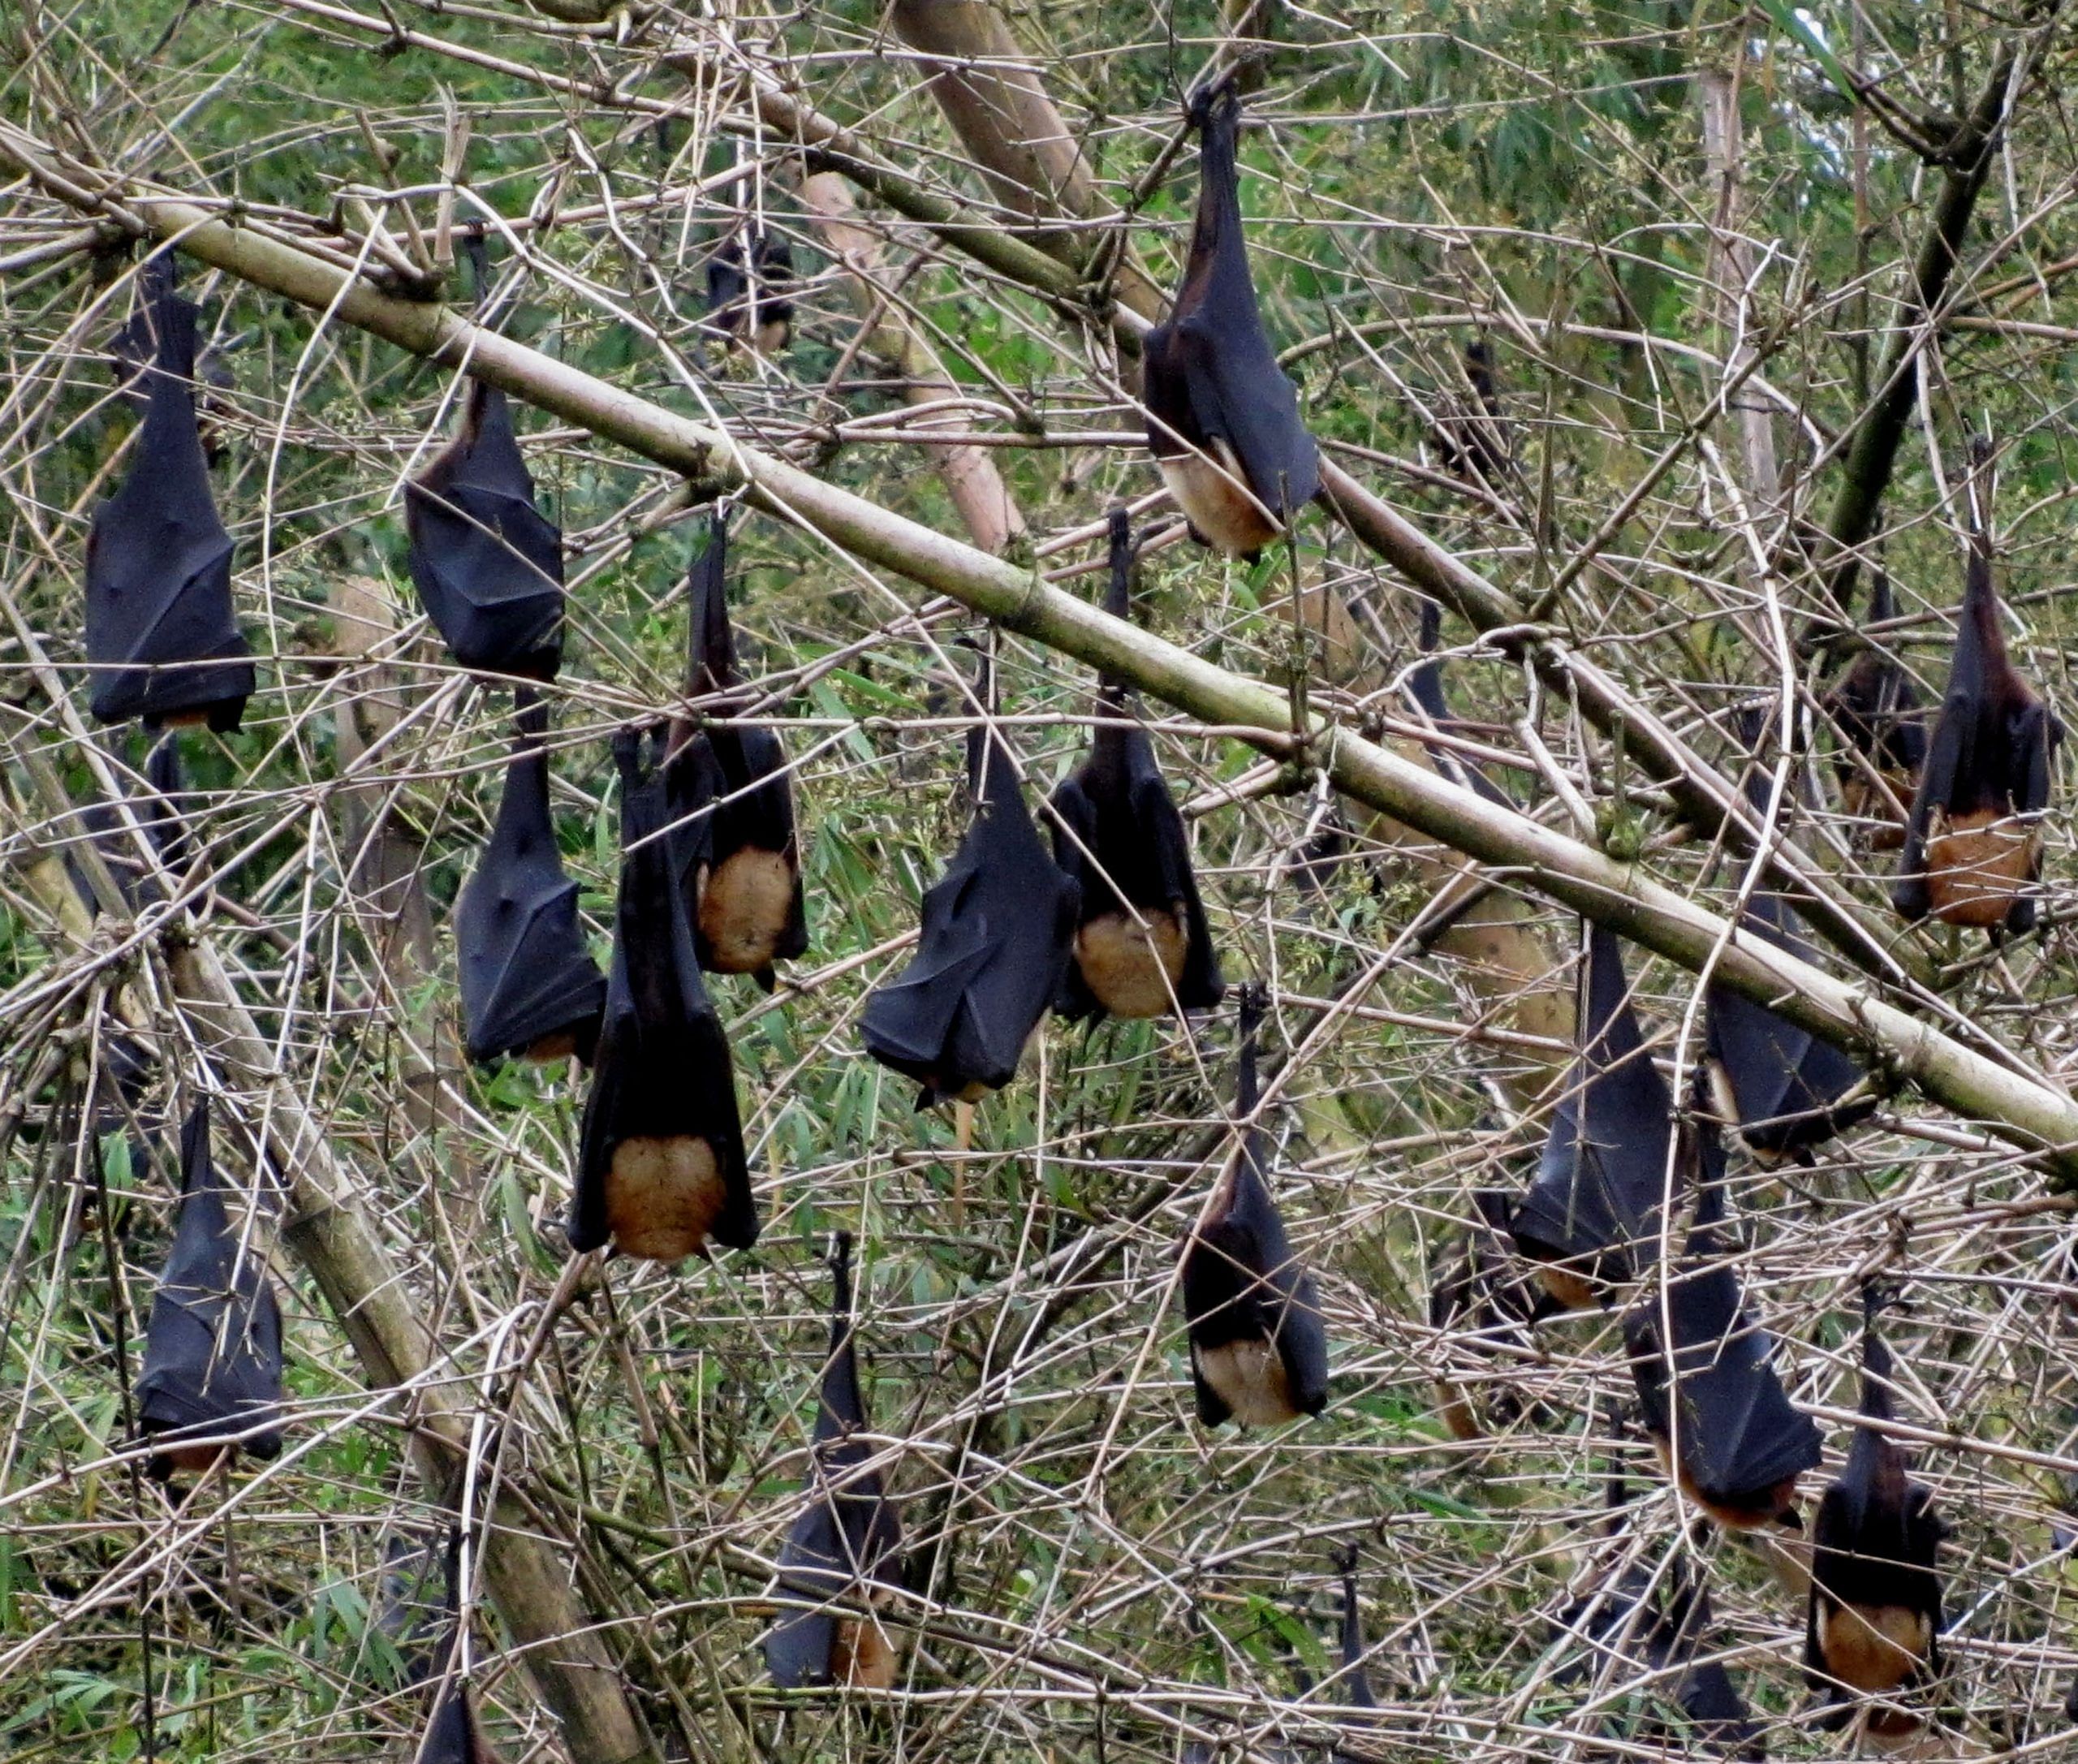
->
1050, 510, 1222, 1021
1145, 78, 1318, 560
1891, 456, 2059, 933
454, 692, 606, 1067
766, 1232, 906, 1689
1181, 986, 1330, 1428
136, 1101, 285, 1479
567, 727, 757, 1262
84, 254, 253, 731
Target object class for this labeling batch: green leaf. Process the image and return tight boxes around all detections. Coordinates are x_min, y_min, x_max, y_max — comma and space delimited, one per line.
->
1756, 0, 1858, 101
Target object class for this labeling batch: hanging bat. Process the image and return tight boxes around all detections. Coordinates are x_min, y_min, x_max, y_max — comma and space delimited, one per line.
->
766, 1232, 906, 1689
84, 254, 254, 732
415, 1680, 496, 1764
111, 289, 237, 468
1429, 1186, 1558, 1441
1181, 986, 1330, 1428
669, 511, 807, 987
1892, 460, 2059, 932
135, 1100, 285, 1479
1804, 1285, 1943, 1738
1508, 924, 1675, 1310
455, 691, 606, 1067
706, 231, 796, 355
1407, 596, 1510, 808
1826, 571, 1927, 851
416, 1539, 498, 1764
1434, 339, 1509, 490
1623, 1116, 1821, 1533
405, 377, 565, 680
1705, 713, 1871, 1165
75, 727, 196, 909
1330, 1551, 1377, 1715
1558, 1525, 1764, 1760
1050, 511, 1222, 1021
1144, 78, 1319, 560
567, 727, 757, 1262
860, 718, 1079, 1106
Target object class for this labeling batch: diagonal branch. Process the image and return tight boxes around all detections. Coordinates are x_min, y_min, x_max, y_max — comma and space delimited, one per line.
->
6, 129, 2076, 1182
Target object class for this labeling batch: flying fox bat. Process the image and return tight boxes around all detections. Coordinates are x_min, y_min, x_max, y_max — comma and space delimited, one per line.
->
1144, 78, 1319, 560
111, 289, 236, 467
1827, 572, 1928, 851
1623, 1119, 1821, 1532
405, 377, 565, 680
668, 512, 807, 987
455, 692, 606, 1067
135, 1101, 285, 1478
84, 255, 254, 732
1508, 925, 1675, 1310
1429, 1186, 1558, 1441
1892, 464, 2059, 932
1705, 717, 1872, 1165
1181, 986, 1330, 1428
567, 727, 757, 1262
416, 1547, 498, 1764
1558, 1495, 1764, 1761
1435, 339, 1509, 490
1805, 1286, 1943, 1738
1407, 597, 1510, 808
766, 1232, 906, 1689
706, 231, 796, 355
860, 716, 1079, 1106
416, 1680, 495, 1764
1330, 1551, 1378, 1715
1050, 511, 1222, 1021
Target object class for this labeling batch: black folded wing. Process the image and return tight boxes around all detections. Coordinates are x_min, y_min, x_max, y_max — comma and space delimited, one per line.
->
84, 256, 253, 731
136, 1100, 285, 1473
1707, 725, 1869, 1161
405, 379, 564, 679
1509, 925, 1674, 1294
672, 513, 807, 984
767, 1234, 905, 1688
567, 727, 756, 1257
1623, 1138, 1821, 1520
1051, 511, 1222, 1021
455, 697, 606, 1065
861, 727, 1078, 1105
1180, 990, 1330, 1426
1144, 80, 1318, 537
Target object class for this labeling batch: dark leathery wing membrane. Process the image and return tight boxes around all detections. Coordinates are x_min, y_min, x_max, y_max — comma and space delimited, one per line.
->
705, 231, 796, 354
670, 511, 807, 988
1407, 596, 1510, 808
860, 722, 1078, 1106
1144, 78, 1318, 560
1557, 1507, 1764, 1762
1705, 715, 1871, 1163
766, 1232, 906, 1689
1804, 1285, 1944, 1737
455, 692, 606, 1067
567, 727, 757, 1262
84, 254, 254, 731
1180, 986, 1330, 1428
1623, 1118, 1821, 1532
1050, 510, 1222, 1021
404, 377, 565, 679
1507, 924, 1674, 1307
1827, 571, 1928, 849
136, 1100, 285, 1477
1891, 464, 2059, 933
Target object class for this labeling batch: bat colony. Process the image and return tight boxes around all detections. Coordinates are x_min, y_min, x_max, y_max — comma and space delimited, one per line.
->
72, 69, 2064, 1757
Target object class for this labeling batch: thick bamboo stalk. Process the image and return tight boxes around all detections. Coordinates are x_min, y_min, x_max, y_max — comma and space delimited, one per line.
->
8, 136, 2073, 1178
